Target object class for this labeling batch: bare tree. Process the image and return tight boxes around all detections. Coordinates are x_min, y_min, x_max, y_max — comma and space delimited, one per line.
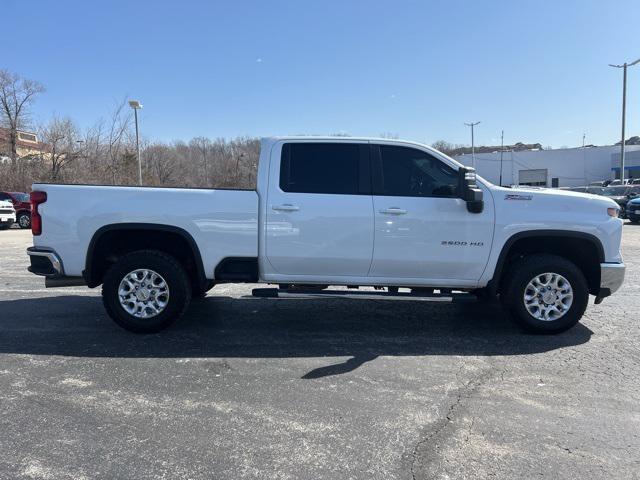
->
39, 116, 82, 181
431, 140, 466, 156
190, 136, 212, 185
104, 101, 133, 184
0, 70, 45, 166
145, 143, 179, 185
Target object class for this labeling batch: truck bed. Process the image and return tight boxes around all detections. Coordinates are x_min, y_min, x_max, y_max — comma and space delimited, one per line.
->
31, 184, 259, 279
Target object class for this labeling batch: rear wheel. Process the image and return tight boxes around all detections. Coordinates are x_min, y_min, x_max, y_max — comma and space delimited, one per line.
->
102, 250, 192, 333
502, 254, 588, 334
17, 212, 31, 229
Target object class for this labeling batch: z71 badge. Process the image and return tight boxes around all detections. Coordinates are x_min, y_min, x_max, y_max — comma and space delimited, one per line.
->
505, 194, 533, 201
441, 241, 484, 246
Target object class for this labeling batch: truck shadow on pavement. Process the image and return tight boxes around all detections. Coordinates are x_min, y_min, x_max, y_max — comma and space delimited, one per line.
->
0, 295, 593, 378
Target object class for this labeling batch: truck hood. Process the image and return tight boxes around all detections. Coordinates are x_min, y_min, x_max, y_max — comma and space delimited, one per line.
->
492, 185, 619, 210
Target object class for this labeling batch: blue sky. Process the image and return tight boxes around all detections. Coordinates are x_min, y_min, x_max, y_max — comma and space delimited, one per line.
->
3, 0, 639, 147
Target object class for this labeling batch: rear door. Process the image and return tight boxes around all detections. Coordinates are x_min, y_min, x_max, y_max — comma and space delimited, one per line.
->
369, 143, 494, 283
265, 141, 374, 277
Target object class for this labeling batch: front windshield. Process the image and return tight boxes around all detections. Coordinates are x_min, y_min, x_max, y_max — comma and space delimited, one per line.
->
11, 192, 29, 202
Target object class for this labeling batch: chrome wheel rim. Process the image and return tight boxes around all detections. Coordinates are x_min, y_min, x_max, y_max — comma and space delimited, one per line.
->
523, 272, 573, 322
19, 215, 30, 228
118, 269, 170, 319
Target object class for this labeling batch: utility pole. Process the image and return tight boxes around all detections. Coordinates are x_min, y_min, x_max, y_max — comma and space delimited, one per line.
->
464, 121, 481, 168
609, 59, 640, 184
499, 130, 504, 187
582, 133, 587, 185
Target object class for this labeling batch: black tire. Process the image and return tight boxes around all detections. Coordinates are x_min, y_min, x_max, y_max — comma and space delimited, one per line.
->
17, 212, 31, 229
193, 280, 215, 298
102, 250, 192, 333
0, 223, 11, 230
502, 254, 589, 334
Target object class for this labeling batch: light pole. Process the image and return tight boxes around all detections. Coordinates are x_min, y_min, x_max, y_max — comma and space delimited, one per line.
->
464, 121, 481, 168
609, 59, 640, 183
128, 100, 143, 186
499, 130, 504, 186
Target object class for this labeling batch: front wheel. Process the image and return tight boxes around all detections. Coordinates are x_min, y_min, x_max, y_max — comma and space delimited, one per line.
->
503, 254, 589, 334
102, 250, 192, 333
17, 212, 31, 229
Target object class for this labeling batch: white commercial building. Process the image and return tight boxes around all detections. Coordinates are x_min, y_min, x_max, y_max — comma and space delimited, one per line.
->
454, 145, 640, 187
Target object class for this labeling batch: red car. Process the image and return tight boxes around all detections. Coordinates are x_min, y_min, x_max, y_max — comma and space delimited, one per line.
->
0, 191, 31, 228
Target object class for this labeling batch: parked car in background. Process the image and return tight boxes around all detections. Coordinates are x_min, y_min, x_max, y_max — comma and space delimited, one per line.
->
0, 200, 16, 229
0, 191, 31, 228
608, 179, 630, 186
631, 178, 640, 185
627, 196, 640, 224
589, 181, 606, 187
568, 186, 605, 195
601, 185, 640, 218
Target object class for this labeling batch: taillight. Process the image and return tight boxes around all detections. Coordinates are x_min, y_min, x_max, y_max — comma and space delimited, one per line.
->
30, 191, 47, 236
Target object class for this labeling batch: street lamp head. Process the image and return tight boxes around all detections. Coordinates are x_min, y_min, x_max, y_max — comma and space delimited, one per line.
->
128, 100, 143, 109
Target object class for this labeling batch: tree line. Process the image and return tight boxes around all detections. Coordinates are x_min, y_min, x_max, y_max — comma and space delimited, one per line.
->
0, 69, 260, 192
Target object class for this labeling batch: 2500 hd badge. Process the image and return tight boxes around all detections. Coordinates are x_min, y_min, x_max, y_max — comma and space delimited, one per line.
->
441, 240, 484, 246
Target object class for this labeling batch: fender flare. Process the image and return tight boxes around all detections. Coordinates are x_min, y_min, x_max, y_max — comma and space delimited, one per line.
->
84, 223, 206, 288
488, 229, 605, 293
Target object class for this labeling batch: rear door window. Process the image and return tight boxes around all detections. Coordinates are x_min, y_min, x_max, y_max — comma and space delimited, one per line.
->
280, 143, 370, 195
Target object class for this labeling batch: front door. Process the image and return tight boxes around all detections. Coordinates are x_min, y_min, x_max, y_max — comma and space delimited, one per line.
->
369, 144, 494, 283
265, 141, 374, 277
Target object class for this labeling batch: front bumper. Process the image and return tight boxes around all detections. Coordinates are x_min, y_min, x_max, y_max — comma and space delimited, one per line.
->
595, 262, 626, 303
0, 214, 16, 224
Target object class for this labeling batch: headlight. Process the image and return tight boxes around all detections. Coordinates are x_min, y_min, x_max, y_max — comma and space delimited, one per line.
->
607, 207, 619, 218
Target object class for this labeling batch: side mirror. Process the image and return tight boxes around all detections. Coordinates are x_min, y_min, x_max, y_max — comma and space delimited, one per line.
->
458, 167, 484, 213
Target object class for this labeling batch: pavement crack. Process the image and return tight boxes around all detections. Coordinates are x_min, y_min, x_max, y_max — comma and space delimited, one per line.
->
410, 365, 497, 480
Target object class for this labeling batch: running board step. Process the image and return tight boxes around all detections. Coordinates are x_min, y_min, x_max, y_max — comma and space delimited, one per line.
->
251, 288, 476, 303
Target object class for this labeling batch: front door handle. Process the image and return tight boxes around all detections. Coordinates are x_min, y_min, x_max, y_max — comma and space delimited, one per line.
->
379, 207, 407, 215
272, 204, 300, 212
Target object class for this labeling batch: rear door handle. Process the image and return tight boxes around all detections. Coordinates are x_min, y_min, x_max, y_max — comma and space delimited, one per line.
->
379, 207, 407, 215
272, 204, 300, 212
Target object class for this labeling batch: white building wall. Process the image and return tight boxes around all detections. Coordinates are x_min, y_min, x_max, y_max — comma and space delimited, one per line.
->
454, 145, 640, 187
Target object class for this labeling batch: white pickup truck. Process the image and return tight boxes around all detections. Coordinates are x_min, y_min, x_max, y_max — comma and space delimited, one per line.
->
0, 200, 16, 229
27, 137, 625, 334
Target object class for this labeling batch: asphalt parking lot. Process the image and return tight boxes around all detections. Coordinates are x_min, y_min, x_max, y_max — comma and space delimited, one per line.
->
1, 226, 639, 480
